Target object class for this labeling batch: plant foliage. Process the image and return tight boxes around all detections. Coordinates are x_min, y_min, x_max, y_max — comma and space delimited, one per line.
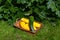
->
0, 0, 60, 24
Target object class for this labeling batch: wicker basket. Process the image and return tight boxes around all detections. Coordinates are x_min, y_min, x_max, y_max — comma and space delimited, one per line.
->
14, 18, 43, 34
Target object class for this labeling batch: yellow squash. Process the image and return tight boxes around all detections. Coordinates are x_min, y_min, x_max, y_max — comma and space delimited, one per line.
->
21, 18, 29, 23
20, 21, 37, 31
20, 21, 30, 31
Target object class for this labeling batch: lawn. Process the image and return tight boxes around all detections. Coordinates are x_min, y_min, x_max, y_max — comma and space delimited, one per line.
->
0, 19, 60, 40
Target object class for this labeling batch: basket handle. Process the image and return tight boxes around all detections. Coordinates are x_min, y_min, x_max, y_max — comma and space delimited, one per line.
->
16, 18, 20, 22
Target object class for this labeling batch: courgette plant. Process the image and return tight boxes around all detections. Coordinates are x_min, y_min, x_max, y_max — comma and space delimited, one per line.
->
0, 0, 60, 25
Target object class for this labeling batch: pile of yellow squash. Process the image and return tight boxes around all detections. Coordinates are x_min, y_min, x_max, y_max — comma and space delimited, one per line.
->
19, 18, 41, 31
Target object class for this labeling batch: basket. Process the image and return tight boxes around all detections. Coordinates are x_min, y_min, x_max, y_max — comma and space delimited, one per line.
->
14, 18, 43, 34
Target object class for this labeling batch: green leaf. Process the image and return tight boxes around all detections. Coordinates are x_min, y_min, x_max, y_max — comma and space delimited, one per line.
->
38, 0, 44, 4
4, 9, 10, 14
47, 0, 57, 12
34, 7, 46, 19
0, 14, 3, 19
7, 0, 12, 3
37, 5, 46, 11
24, 10, 32, 16
37, 11, 46, 20
0, 0, 2, 4
0, 6, 4, 12
4, 14, 9, 19
27, 2, 31, 7
10, 6, 18, 13
31, 0, 35, 2
56, 11, 60, 17
17, 0, 26, 4
15, 11, 24, 18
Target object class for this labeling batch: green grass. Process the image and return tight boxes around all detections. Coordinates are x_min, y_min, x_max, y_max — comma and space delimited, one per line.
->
0, 19, 60, 40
